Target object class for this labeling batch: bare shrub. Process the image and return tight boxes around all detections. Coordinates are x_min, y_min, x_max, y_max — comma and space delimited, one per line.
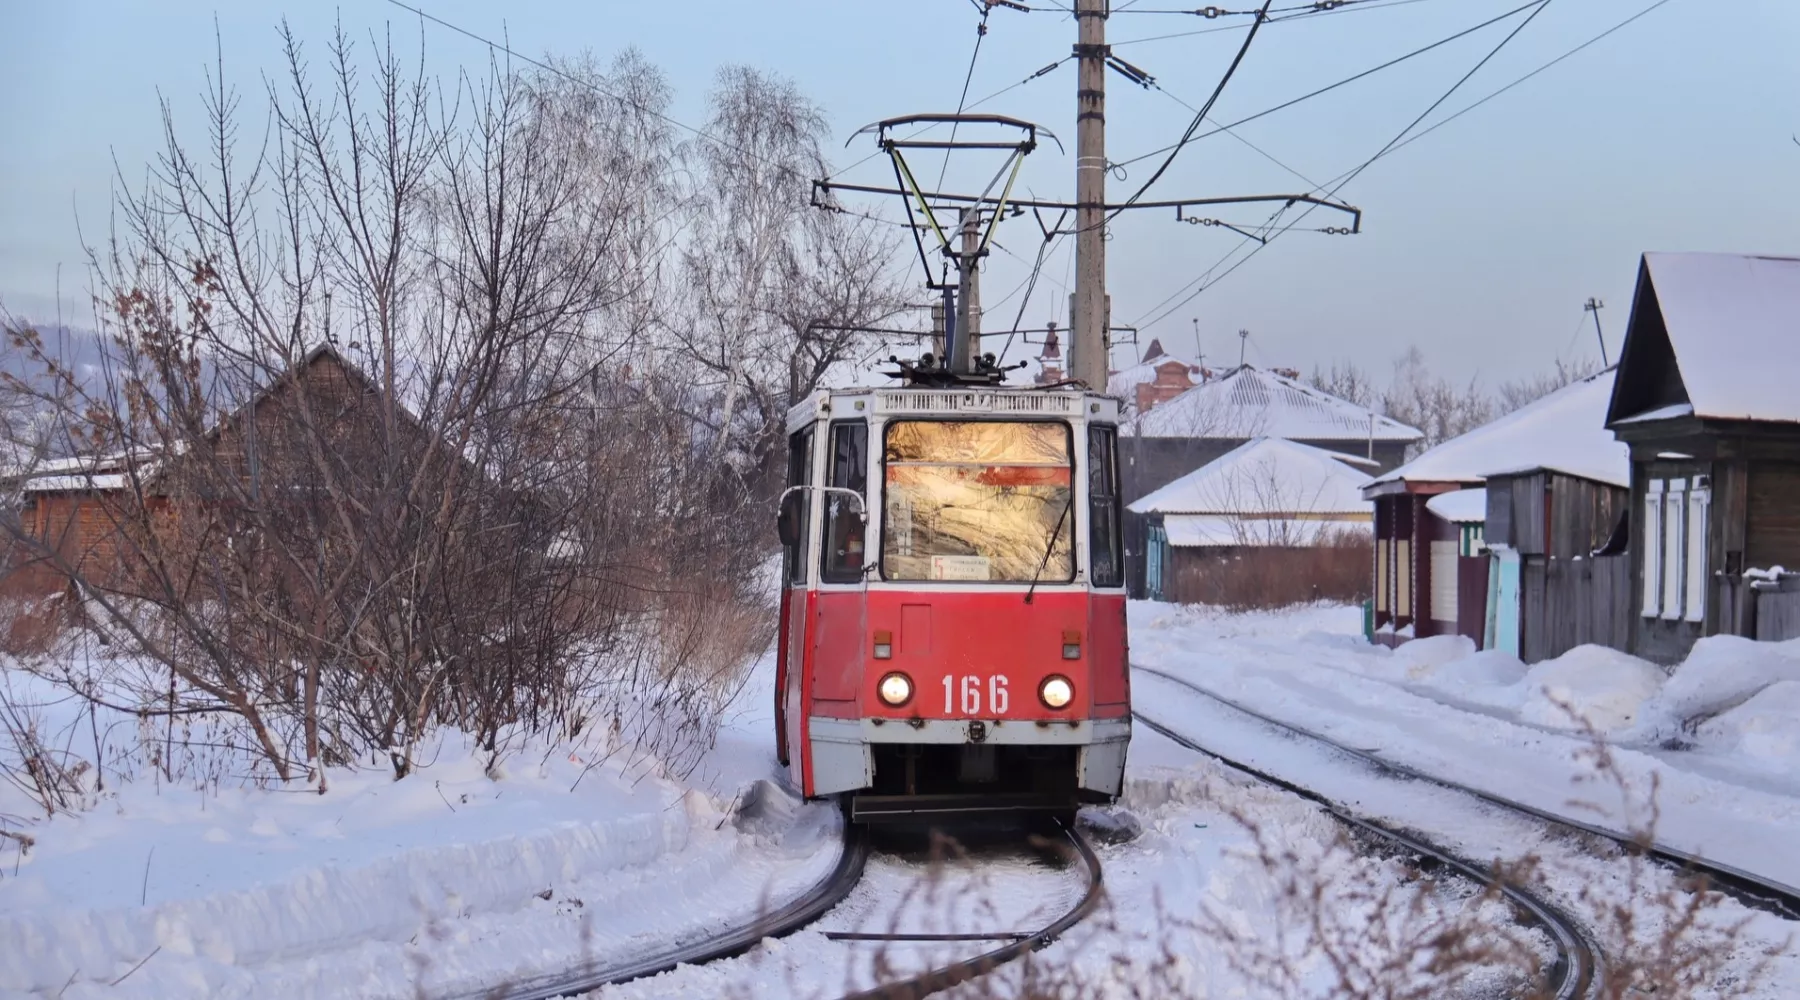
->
0, 23, 876, 809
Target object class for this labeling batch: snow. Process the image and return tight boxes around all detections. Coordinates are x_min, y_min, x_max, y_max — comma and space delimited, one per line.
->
1129, 437, 1376, 516
1696, 681, 1800, 773
1615, 402, 1694, 424
1133, 364, 1421, 443
1105, 349, 1201, 401
1631, 252, 1800, 424
1366, 368, 1628, 492
1513, 645, 1668, 734
0, 593, 843, 999
1127, 602, 1800, 890
1425, 487, 1487, 524
1125, 677, 1798, 1000
1628, 634, 1800, 745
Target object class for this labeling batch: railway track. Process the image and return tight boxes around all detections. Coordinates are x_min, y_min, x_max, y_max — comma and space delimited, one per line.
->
1136, 664, 1800, 921
827, 819, 1104, 1000
495, 814, 1101, 999
497, 821, 872, 999
1132, 708, 1602, 1000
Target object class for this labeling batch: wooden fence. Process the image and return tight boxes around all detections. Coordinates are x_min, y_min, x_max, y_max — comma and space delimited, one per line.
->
1709, 575, 1800, 643
1520, 554, 1632, 664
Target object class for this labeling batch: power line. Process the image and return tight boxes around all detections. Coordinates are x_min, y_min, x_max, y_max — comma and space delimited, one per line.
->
379, 0, 809, 181
1136, 0, 1564, 329
935, 6, 995, 191
1111, 0, 1547, 171
1112, 0, 1444, 46
1146, 79, 1327, 191
1368, 0, 1682, 163
1108, 0, 1276, 219
1111, 0, 1422, 16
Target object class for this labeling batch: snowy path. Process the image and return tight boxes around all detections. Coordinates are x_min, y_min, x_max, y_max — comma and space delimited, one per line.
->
1129, 603, 1800, 892
1129, 670, 1800, 998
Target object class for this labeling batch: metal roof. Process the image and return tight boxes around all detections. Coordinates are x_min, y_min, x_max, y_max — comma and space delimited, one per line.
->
1132, 364, 1422, 443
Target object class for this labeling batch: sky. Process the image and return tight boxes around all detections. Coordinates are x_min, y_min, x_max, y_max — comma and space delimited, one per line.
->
4, 0, 1799, 387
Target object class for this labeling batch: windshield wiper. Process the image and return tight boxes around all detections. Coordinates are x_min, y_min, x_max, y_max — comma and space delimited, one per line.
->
1024, 495, 1074, 605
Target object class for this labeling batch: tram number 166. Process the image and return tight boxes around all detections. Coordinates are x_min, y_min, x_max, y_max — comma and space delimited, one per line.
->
943, 674, 1009, 715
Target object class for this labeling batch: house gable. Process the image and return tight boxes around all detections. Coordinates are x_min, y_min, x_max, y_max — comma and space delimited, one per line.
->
1607, 258, 1691, 427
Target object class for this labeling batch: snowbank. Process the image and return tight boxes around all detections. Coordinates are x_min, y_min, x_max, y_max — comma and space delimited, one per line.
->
1631, 634, 1800, 743
1410, 649, 1531, 713
1127, 599, 1800, 889
1516, 645, 1667, 734
1, 793, 698, 996
0, 630, 835, 999
1695, 681, 1800, 775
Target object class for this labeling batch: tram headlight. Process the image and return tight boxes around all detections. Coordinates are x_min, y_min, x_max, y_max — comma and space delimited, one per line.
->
1040, 675, 1075, 710
877, 672, 914, 707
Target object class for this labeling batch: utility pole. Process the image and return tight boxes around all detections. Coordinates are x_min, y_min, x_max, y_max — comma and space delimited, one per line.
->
1584, 297, 1609, 366
953, 208, 983, 373
1238, 329, 1249, 368
1070, 0, 1109, 389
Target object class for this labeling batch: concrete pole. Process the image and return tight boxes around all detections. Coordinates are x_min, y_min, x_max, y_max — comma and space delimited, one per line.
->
1070, 0, 1109, 390
954, 208, 983, 373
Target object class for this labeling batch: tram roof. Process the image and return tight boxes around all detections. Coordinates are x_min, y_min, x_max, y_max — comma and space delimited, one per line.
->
787, 385, 1120, 429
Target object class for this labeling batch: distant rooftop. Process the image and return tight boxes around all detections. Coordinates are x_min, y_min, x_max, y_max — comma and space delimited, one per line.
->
1129, 437, 1377, 517
1368, 368, 1627, 494
1132, 363, 1423, 443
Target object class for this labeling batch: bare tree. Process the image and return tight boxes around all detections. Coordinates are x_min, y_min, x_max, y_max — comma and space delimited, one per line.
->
1306, 360, 1378, 411
1, 26, 779, 793
673, 65, 908, 495
1381, 346, 1495, 451
1495, 356, 1603, 414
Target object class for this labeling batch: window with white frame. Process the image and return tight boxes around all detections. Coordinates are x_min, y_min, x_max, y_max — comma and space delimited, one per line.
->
1642, 476, 1710, 622
1642, 480, 1663, 618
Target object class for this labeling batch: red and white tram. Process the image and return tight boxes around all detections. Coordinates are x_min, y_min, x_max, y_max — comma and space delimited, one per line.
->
774, 379, 1131, 821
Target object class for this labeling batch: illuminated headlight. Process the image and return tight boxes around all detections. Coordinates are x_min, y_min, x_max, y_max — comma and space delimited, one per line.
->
877, 672, 914, 707
1040, 675, 1074, 710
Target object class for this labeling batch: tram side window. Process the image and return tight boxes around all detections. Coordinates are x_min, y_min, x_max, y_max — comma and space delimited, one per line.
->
1088, 426, 1123, 588
785, 427, 814, 586
821, 421, 868, 583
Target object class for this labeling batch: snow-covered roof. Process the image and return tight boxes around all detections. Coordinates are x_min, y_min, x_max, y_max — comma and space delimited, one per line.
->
1426, 488, 1488, 524
1628, 252, 1800, 424
1164, 513, 1371, 548
15, 452, 142, 494
1367, 369, 1629, 493
1106, 350, 1202, 400
1130, 437, 1377, 516
1133, 364, 1422, 443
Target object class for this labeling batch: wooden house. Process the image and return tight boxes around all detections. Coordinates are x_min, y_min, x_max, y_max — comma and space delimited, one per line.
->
1605, 252, 1800, 662
1120, 363, 1421, 597
3, 344, 456, 604
1363, 369, 1628, 654
1130, 438, 1374, 605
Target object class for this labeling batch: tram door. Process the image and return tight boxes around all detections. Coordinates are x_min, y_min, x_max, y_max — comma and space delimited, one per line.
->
775, 425, 815, 774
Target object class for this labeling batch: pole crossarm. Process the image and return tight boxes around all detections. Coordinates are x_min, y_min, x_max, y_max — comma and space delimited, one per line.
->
812, 180, 1363, 233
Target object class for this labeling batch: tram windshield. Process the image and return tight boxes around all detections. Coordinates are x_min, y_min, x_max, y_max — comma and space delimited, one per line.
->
881, 420, 1074, 583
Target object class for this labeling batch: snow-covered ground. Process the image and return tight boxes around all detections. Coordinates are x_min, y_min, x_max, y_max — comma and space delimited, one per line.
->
603, 761, 1548, 1000
7, 596, 1795, 999
0, 644, 840, 999
1127, 601, 1800, 891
